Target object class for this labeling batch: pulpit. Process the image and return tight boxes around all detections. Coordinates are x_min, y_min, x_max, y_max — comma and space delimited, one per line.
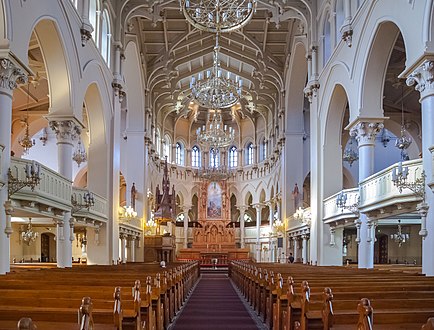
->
177, 180, 249, 264
143, 235, 176, 263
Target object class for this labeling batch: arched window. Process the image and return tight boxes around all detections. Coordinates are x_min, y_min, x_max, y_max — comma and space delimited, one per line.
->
156, 129, 161, 155
322, 12, 332, 65
229, 146, 238, 168
163, 135, 171, 161
335, 0, 345, 45
89, 0, 100, 44
175, 142, 184, 165
261, 139, 267, 161
246, 143, 254, 165
101, 9, 111, 66
192, 145, 201, 167
210, 148, 220, 168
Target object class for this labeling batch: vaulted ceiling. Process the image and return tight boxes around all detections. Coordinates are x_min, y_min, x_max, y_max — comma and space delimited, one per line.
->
122, 0, 311, 127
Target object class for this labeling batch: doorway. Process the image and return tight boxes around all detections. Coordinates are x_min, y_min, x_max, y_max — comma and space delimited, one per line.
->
41, 233, 56, 262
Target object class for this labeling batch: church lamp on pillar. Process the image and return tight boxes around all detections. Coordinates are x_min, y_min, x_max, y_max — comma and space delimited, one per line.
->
153, 158, 177, 233
391, 161, 427, 237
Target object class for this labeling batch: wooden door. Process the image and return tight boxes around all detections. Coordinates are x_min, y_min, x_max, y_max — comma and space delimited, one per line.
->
41, 233, 50, 262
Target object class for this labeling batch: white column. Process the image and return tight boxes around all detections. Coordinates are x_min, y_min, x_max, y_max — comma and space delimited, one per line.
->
238, 206, 247, 248
406, 60, 434, 275
254, 204, 263, 261
302, 235, 308, 264
120, 234, 127, 264
183, 206, 190, 248
350, 121, 383, 269
130, 237, 136, 262
293, 237, 299, 262
49, 120, 81, 268
0, 59, 27, 274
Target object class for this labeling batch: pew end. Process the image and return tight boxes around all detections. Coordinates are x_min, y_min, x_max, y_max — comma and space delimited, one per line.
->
17, 318, 37, 330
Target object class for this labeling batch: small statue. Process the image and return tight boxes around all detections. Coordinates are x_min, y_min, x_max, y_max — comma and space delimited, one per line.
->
131, 182, 136, 209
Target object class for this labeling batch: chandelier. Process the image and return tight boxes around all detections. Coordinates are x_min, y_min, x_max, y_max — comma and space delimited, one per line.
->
273, 218, 285, 234
120, 205, 138, 222
180, 0, 256, 33
21, 218, 38, 245
144, 213, 158, 235
190, 33, 242, 109
73, 137, 87, 167
343, 136, 358, 167
197, 166, 230, 181
395, 86, 412, 157
390, 220, 409, 247
197, 110, 234, 149
19, 83, 35, 154
293, 207, 311, 226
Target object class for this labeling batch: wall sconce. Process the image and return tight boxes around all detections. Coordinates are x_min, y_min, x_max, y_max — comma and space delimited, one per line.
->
71, 191, 95, 214
8, 161, 41, 198
336, 191, 359, 215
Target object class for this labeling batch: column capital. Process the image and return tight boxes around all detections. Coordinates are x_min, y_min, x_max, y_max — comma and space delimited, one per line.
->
253, 203, 264, 211
406, 60, 434, 100
349, 120, 384, 146
182, 205, 192, 212
237, 205, 248, 212
49, 119, 82, 145
0, 58, 28, 95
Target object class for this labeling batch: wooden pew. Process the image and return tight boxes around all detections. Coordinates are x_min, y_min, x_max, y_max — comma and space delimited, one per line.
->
0, 261, 199, 330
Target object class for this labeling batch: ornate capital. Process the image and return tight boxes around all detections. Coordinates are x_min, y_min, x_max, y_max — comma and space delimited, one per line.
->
49, 120, 81, 145
406, 60, 434, 99
350, 122, 384, 146
0, 59, 28, 94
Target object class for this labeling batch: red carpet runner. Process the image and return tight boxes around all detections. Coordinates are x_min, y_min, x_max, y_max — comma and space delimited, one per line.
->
172, 273, 263, 329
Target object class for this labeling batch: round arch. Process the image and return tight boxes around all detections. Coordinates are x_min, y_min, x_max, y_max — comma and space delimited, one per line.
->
358, 21, 400, 119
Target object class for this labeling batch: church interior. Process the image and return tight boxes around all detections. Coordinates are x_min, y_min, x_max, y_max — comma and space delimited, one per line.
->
1, 0, 434, 329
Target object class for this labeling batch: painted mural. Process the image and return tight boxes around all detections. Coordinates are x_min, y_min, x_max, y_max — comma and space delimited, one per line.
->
207, 182, 222, 219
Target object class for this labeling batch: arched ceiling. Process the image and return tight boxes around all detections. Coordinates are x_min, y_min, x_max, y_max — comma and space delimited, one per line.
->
122, 0, 311, 128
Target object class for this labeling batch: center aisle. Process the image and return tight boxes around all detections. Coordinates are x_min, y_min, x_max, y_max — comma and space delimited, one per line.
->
171, 272, 263, 329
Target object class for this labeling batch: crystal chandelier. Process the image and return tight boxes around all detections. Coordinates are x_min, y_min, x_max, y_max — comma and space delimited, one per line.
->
343, 136, 358, 167
197, 148, 230, 180
196, 110, 235, 149
395, 86, 412, 157
73, 137, 87, 167
180, 0, 256, 33
21, 218, 38, 245
293, 207, 311, 226
273, 218, 285, 234
390, 220, 409, 247
190, 33, 242, 109
19, 84, 35, 154
19, 118, 35, 154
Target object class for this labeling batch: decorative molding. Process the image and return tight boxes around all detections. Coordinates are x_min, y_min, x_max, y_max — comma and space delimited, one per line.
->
0, 58, 28, 92
49, 120, 81, 145
349, 121, 384, 146
406, 60, 434, 98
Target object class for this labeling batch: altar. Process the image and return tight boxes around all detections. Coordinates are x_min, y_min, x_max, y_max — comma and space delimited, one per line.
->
177, 180, 249, 264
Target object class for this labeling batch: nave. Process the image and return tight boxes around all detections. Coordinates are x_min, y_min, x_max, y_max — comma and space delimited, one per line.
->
172, 271, 261, 330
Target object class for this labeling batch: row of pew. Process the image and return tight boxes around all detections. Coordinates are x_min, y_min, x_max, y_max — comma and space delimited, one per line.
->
229, 261, 434, 330
0, 261, 200, 329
